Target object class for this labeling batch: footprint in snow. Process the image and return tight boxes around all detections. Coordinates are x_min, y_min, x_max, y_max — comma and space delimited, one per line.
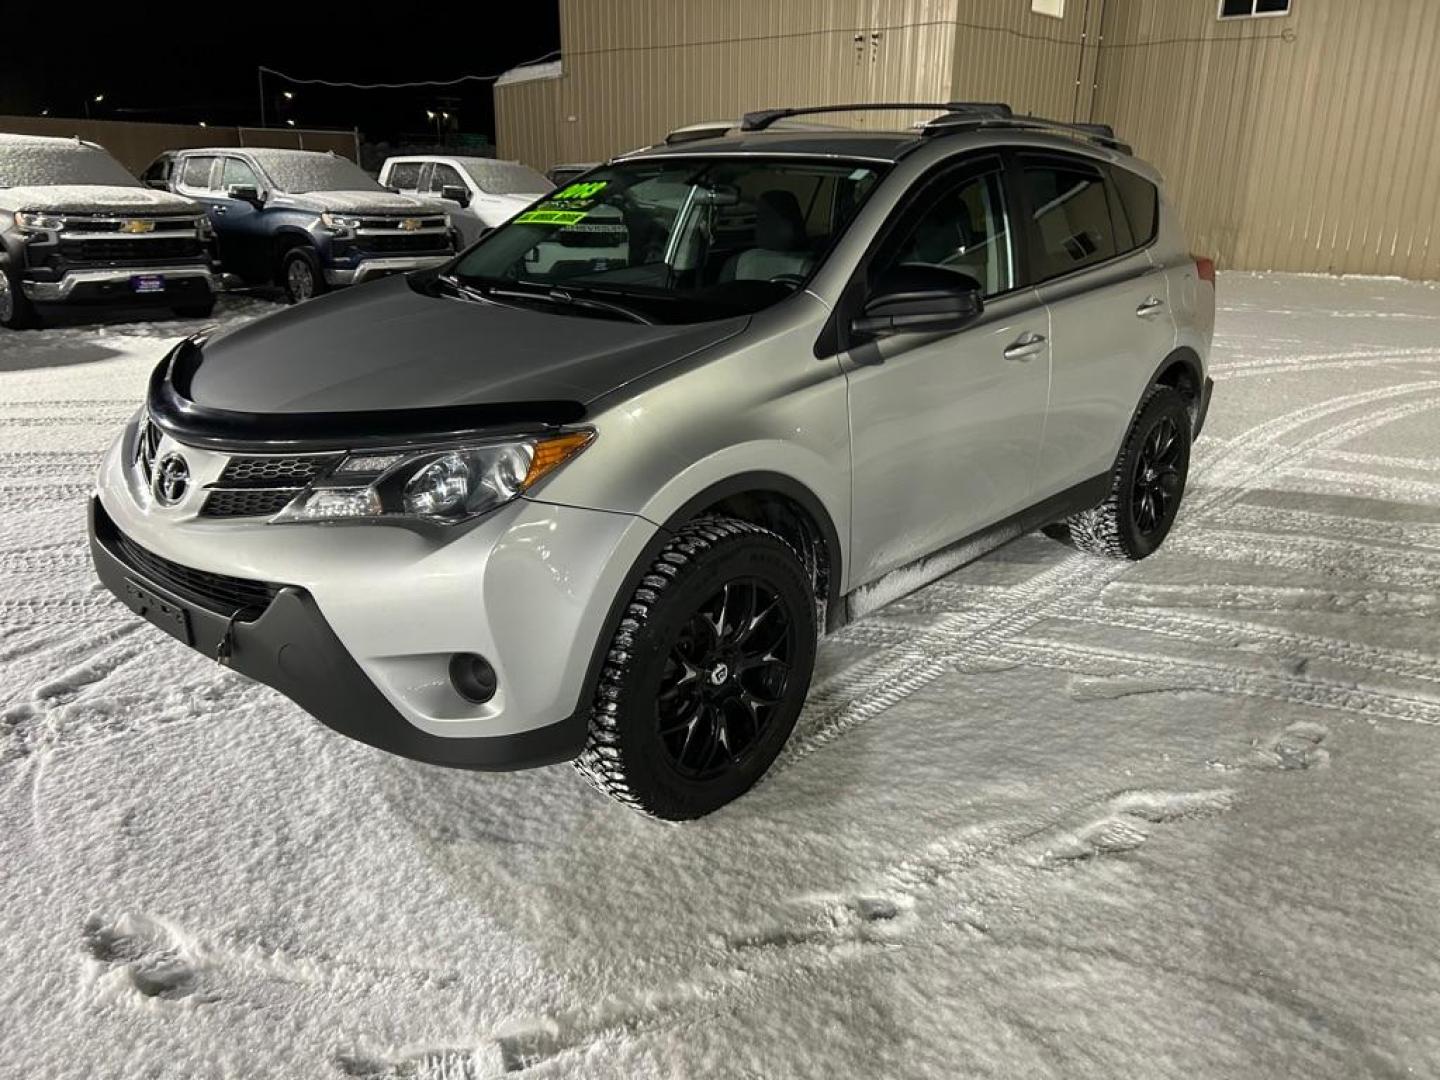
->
1034, 789, 1236, 867
80, 913, 212, 1004
1254, 720, 1330, 771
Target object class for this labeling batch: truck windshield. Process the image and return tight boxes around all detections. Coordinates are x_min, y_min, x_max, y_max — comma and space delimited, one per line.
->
253, 153, 384, 194
451, 157, 884, 323
0, 140, 139, 189
462, 160, 552, 195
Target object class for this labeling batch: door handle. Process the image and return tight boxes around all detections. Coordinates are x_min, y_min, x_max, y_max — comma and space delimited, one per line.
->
1136, 296, 1166, 318
1003, 332, 1047, 362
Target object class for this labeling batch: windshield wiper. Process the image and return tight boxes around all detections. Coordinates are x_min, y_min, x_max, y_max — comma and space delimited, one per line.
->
435, 273, 494, 305
490, 283, 655, 325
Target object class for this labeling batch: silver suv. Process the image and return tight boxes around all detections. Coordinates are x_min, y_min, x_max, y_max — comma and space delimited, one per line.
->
89, 103, 1215, 820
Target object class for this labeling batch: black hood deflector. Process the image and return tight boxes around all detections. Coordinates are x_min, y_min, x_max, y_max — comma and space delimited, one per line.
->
147, 275, 747, 451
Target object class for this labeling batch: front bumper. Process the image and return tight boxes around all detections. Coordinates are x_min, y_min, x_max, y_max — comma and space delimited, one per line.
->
22, 265, 219, 305
325, 255, 450, 287
89, 497, 593, 769
89, 423, 659, 769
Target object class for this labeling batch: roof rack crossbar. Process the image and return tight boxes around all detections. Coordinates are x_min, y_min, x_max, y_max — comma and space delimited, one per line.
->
740, 101, 1012, 132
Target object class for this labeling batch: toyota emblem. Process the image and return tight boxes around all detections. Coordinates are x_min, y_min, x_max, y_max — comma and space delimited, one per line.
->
153, 452, 190, 506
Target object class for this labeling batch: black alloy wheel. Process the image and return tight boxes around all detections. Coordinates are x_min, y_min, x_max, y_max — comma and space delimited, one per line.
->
656, 578, 796, 781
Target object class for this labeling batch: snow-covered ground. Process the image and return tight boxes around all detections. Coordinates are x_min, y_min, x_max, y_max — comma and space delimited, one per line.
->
3, 275, 1439, 1079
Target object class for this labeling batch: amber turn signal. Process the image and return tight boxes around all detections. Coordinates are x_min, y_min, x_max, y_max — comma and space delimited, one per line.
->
524, 430, 596, 488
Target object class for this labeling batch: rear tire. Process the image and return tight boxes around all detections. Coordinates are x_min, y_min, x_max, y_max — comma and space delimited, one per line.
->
1048, 385, 1192, 560
575, 517, 818, 820
0, 265, 39, 330
281, 247, 326, 305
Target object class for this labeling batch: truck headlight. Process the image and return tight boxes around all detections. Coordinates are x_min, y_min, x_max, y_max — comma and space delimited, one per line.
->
15, 211, 64, 233
319, 212, 363, 237
272, 431, 594, 525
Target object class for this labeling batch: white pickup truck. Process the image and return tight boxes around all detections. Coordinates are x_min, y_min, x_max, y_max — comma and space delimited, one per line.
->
379, 156, 552, 246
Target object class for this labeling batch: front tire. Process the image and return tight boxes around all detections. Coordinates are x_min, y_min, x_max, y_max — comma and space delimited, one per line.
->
281, 247, 326, 305
1050, 385, 1192, 560
575, 517, 818, 820
0, 265, 39, 330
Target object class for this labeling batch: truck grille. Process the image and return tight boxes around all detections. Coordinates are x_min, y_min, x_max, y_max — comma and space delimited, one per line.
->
358, 233, 452, 255
65, 237, 202, 262
98, 505, 281, 615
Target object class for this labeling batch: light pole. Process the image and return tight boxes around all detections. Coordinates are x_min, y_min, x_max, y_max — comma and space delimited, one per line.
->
84, 93, 104, 120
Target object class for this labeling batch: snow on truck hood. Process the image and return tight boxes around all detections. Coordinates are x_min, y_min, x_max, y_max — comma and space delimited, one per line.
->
0, 184, 201, 215
271, 190, 449, 215
181, 275, 747, 417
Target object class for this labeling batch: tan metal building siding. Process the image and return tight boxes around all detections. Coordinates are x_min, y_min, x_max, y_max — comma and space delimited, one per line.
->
497, 0, 1440, 279
1093, 0, 1440, 278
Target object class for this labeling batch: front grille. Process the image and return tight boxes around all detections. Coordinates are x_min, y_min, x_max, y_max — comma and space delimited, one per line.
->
201, 489, 298, 519
218, 455, 337, 487
102, 512, 282, 615
357, 233, 451, 255
65, 237, 202, 262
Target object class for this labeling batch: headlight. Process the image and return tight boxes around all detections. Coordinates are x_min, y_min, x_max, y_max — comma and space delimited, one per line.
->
15, 211, 64, 233
272, 431, 594, 525
319, 211, 363, 236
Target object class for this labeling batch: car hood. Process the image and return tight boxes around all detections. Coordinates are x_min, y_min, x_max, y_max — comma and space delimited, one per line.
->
184, 275, 748, 416
272, 190, 448, 215
0, 184, 201, 215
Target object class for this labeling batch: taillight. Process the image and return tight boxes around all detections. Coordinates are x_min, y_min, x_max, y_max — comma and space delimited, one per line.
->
1194, 255, 1216, 284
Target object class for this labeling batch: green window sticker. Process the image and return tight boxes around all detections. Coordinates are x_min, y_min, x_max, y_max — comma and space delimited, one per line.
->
515, 208, 589, 226
552, 180, 607, 202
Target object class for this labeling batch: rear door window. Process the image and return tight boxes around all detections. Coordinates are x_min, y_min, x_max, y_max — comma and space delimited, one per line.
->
387, 161, 422, 191
178, 156, 217, 193
1021, 156, 1119, 280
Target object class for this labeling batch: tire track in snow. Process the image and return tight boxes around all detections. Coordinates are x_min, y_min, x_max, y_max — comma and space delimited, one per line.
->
1166, 528, 1440, 589
1219, 503, 1440, 552
995, 638, 1440, 727
1056, 608, 1440, 687
1099, 580, 1440, 617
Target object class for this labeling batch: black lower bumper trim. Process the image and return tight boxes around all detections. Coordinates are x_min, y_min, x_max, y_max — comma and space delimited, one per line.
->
88, 498, 588, 771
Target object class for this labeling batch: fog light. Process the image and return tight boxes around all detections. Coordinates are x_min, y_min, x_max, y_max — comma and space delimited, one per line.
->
449, 652, 497, 704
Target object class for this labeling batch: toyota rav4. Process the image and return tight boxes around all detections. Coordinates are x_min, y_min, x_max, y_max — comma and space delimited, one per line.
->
91, 103, 1215, 820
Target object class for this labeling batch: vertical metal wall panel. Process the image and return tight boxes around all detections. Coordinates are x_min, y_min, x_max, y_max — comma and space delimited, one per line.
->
1094, 0, 1440, 278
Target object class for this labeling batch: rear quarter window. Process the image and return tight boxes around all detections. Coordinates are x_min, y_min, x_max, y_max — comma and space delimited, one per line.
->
387, 162, 422, 190
1110, 165, 1160, 247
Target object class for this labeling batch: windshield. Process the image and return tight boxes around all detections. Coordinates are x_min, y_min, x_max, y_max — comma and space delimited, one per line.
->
0, 141, 139, 189
258, 154, 384, 194
463, 160, 552, 195
451, 157, 885, 324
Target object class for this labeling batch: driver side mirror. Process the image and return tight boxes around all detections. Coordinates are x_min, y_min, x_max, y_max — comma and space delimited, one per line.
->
441, 184, 471, 209
226, 183, 263, 205
850, 265, 983, 338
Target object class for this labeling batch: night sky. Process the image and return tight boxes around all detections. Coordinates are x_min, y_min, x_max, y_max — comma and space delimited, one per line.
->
0, 2, 561, 144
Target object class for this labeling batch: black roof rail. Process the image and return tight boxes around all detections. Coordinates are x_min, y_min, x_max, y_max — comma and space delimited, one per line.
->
922, 112, 1133, 154
740, 101, 1012, 132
